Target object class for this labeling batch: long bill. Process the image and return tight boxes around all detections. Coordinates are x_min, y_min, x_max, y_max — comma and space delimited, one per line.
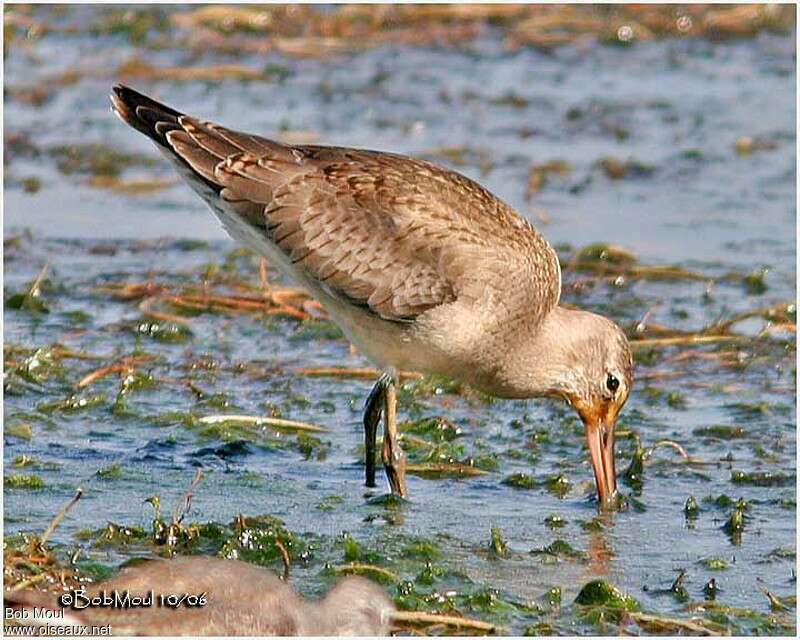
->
585, 419, 617, 505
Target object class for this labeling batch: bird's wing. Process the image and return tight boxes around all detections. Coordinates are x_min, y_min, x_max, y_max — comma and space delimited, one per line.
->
111, 85, 561, 325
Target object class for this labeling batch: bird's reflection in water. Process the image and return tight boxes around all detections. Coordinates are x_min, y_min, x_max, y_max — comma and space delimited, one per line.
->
585, 511, 615, 577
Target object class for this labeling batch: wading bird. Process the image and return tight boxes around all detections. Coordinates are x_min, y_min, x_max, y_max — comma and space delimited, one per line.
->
5, 556, 394, 636
111, 85, 633, 505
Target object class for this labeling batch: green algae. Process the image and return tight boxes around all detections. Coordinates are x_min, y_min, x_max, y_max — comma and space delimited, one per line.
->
544, 514, 568, 529
96, 464, 123, 480
543, 474, 572, 498
575, 243, 637, 266
764, 547, 795, 561
5, 282, 51, 314
88, 522, 150, 546
489, 526, 509, 558
702, 493, 738, 509
296, 433, 329, 460
693, 425, 748, 439
400, 374, 465, 399
37, 393, 106, 414
119, 371, 157, 395
290, 320, 344, 342
731, 470, 794, 487
500, 473, 572, 496
11, 455, 60, 470
403, 416, 463, 441
4, 474, 46, 490
723, 505, 746, 544
49, 143, 156, 178
220, 514, 307, 566
623, 442, 646, 489
341, 533, 363, 562
132, 320, 193, 344
10, 348, 66, 385
578, 517, 605, 533
574, 580, 640, 611
743, 268, 769, 295
402, 537, 442, 562
501, 473, 536, 490
4, 423, 34, 440
698, 557, 729, 570
531, 539, 587, 563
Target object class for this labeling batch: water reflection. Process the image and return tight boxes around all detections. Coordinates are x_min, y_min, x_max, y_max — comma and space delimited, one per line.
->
585, 512, 615, 577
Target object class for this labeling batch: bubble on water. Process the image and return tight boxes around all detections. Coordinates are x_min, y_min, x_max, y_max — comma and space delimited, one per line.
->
617, 25, 634, 42
676, 15, 693, 33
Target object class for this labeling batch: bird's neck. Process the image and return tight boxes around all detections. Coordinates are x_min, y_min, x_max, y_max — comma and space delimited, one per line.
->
487, 306, 588, 400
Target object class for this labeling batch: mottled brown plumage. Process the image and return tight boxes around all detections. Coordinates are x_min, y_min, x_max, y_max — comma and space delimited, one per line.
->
110, 85, 633, 505
111, 86, 559, 328
5, 556, 394, 636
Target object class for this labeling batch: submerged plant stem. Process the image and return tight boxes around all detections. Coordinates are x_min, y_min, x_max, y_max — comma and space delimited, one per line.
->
40, 487, 83, 546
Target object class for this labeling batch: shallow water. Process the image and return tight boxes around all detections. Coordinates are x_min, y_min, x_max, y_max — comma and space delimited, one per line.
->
4, 6, 797, 635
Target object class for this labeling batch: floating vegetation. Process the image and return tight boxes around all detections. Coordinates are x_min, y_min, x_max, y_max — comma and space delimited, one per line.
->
488, 526, 509, 558
4, 474, 46, 490
49, 143, 156, 178
693, 425, 748, 439
37, 393, 106, 414
574, 579, 640, 610
531, 539, 588, 563
722, 502, 747, 545
4, 423, 34, 440
684, 496, 699, 517
698, 557, 728, 571
730, 470, 794, 487
132, 320, 194, 344
118, 57, 268, 83
5, 265, 51, 314
544, 514, 568, 529
597, 156, 655, 180
525, 159, 572, 200
734, 135, 778, 156
501, 473, 536, 490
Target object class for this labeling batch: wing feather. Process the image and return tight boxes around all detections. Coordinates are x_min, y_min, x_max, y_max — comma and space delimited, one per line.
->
111, 84, 561, 326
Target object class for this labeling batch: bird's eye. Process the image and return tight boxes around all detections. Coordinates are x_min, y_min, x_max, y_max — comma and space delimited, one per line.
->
606, 373, 620, 394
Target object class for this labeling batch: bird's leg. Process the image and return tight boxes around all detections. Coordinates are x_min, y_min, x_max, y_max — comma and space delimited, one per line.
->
381, 371, 407, 498
363, 371, 407, 497
363, 375, 387, 488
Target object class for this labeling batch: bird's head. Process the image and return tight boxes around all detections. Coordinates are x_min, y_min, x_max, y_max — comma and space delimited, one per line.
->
318, 576, 395, 636
557, 311, 633, 506
499, 307, 633, 506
